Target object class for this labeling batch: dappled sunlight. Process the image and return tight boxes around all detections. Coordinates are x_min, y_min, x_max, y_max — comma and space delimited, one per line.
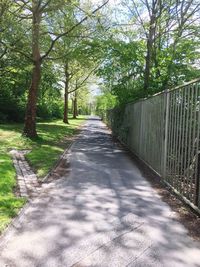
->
0, 153, 25, 232
0, 118, 85, 233
0, 118, 200, 266
0, 0, 199, 263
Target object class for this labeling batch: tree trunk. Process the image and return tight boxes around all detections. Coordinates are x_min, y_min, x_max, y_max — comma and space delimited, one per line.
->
23, 1, 41, 138
73, 91, 78, 119
71, 99, 74, 115
144, 1, 158, 93
76, 103, 78, 117
23, 62, 41, 137
73, 99, 77, 119
63, 63, 69, 124
144, 39, 152, 92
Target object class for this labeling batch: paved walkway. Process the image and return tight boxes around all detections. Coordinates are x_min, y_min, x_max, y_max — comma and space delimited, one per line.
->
1, 118, 200, 267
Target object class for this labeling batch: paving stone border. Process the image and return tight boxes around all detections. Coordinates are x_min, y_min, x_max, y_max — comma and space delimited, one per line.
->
10, 137, 77, 199
9, 122, 86, 200
9, 150, 41, 199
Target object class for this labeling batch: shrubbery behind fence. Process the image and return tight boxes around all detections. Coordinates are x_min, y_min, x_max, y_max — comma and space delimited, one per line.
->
107, 78, 200, 213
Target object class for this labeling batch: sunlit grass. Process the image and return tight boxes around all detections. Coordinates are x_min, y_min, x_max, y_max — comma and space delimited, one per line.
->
0, 116, 86, 232
0, 153, 26, 233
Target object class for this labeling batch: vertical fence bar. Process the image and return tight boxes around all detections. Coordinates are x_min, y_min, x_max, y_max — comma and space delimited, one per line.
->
177, 89, 183, 193
195, 84, 200, 207
139, 101, 143, 156
183, 86, 190, 197
174, 90, 180, 190
172, 92, 177, 183
180, 88, 186, 194
163, 90, 170, 178
168, 94, 172, 180
187, 85, 194, 200
109, 79, 200, 213
167, 93, 173, 181
192, 84, 198, 202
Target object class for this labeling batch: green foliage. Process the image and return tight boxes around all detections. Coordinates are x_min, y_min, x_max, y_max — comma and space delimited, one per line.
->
0, 58, 64, 122
96, 38, 146, 104
96, 92, 116, 111
0, 0, 101, 124
95, 91, 117, 120
95, 1, 200, 106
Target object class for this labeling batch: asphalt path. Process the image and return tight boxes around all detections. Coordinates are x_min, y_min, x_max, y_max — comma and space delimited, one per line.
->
0, 117, 200, 267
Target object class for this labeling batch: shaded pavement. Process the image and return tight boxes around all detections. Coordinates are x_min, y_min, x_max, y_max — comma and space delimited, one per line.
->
0, 117, 200, 267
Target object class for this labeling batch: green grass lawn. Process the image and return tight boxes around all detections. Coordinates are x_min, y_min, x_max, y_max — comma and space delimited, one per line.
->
0, 116, 86, 233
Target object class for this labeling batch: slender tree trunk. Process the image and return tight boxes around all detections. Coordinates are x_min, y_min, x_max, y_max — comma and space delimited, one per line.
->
63, 63, 69, 124
154, 31, 161, 80
144, 21, 156, 92
144, 39, 152, 92
76, 90, 78, 117
144, 1, 158, 93
23, 1, 41, 138
75, 99, 78, 117
73, 99, 76, 119
71, 99, 74, 115
75, 90, 78, 117
73, 91, 78, 119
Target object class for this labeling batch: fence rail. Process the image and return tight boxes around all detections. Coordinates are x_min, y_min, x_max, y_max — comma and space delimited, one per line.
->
107, 78, 200, 212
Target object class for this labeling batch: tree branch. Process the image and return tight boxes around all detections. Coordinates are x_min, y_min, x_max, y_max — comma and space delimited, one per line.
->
41, 0, 109, 60
68, 61, 104, 93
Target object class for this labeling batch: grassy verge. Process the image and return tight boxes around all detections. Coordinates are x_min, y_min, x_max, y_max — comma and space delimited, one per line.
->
0, 116, 86, 233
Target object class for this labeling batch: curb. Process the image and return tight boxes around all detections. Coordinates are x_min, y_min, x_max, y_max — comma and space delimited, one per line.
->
42, 121, 86, 183
41, 140, 74, 183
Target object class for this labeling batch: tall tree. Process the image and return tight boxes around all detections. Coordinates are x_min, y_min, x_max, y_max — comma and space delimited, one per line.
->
63, 62, 70, 123
2, 0, 109, 137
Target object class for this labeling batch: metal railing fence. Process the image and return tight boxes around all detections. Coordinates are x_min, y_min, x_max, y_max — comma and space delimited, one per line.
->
107, 78, 200, 212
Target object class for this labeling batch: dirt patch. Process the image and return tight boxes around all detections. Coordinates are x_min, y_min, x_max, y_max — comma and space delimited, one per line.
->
45, 157, 71, 182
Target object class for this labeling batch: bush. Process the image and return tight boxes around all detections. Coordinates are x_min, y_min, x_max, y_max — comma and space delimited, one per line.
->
37, 100, 63, 120
0, 95, 25, 122
51, 101, 63, 118
0, 112, 8, 123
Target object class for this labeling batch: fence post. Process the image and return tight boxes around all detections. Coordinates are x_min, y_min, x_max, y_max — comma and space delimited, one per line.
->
163, 90, 170, 178
195, 92, 200, 207
139, 101, 144, 156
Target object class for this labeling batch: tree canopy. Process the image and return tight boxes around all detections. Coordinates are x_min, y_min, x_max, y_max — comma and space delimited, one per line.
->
0, 0, 200, 135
